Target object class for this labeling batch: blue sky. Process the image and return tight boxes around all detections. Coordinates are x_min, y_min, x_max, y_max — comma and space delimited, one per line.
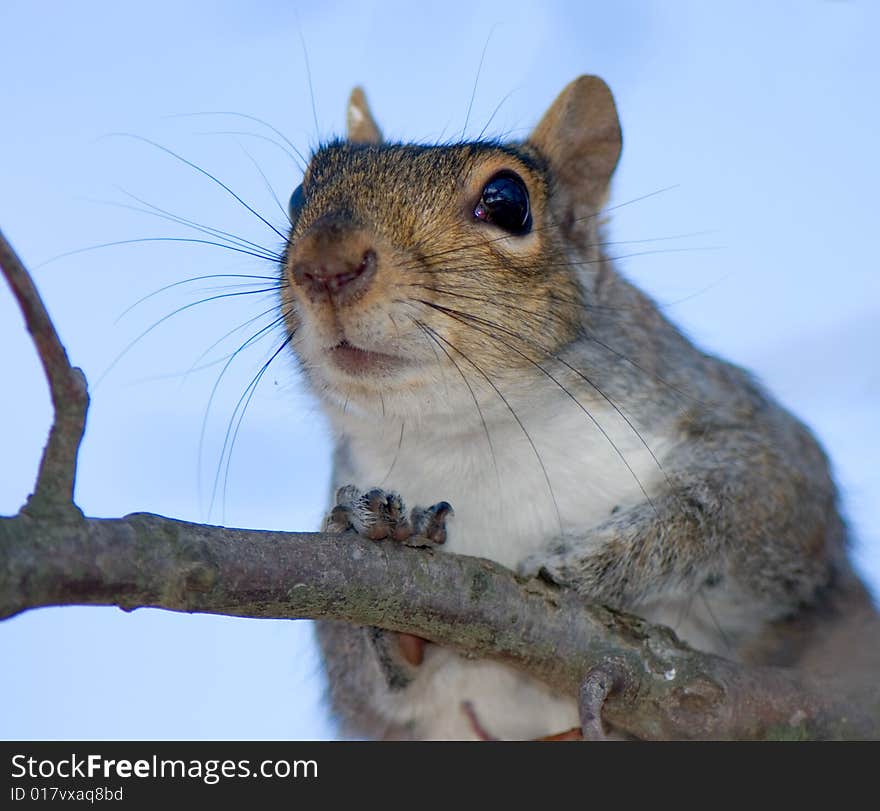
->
1, 1, 878, 739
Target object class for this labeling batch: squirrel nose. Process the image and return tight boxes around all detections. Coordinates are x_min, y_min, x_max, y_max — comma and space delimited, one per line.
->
288, 216, 380, 304
291, 248, 377, 303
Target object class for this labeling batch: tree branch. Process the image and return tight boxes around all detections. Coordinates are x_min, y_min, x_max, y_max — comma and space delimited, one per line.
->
1, 225, 876, 740
0, 511, 874, 739
0, 228, 88, 519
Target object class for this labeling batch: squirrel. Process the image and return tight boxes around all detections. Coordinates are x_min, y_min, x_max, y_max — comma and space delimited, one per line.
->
278, 76, 877, 740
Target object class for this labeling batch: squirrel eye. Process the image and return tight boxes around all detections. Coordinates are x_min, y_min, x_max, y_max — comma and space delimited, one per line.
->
288, 183, 304, 219
473, 171, 531, 235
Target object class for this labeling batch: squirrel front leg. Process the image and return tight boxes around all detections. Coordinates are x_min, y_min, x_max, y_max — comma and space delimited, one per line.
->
322, 486, 453, 681
523, 429, 839, 622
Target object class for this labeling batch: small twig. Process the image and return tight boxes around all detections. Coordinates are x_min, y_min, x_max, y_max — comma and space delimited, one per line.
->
579, 663, 627, 740
0, 228, 88, 517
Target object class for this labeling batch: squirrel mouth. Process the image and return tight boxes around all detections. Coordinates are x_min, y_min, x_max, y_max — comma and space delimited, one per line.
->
327, 340, 404, 376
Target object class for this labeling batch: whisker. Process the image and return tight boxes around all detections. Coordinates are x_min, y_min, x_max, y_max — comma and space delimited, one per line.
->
163, 111, 310, 168
110, 186, 281, 257
115, 309, 282, 386
116, 273, 279, 323
103, 133, 289, 242
477, 88, 518, 142
298, 29, 321, 139
396, 221, 710, 276
407, 185, 681, 266
575, 328, 712, 410
462, 27, 496, 139
36, 236, 282, 270
408, 245, 720, 277
200, 129, 304, 171
416, 319, 563, 533
408, 316, 501, 492
379, 421, 406, 487
231, 138, 293, 226
183, 306, 286, 384
408, 280, 627, 316
661, 273, 733, 308
197, 312, 291, 503
393, 301, 450, 399
96, 286, 283, 388
417, 299, 661, 513
213, 333, 294, 521
602, 185, 680, 216
699, 589, 734, 656
408, 282, 711, 408
193, 129, 306, 172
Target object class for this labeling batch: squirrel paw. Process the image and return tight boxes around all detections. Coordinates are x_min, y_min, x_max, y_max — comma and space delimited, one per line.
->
324, 486, 454, 674
324, 485, 453, 547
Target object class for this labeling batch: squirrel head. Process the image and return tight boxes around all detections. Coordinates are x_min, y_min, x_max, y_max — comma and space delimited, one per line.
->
281, 76, 622, 417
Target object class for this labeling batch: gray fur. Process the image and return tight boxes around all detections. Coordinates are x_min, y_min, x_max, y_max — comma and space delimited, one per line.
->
282, 77, 873, 739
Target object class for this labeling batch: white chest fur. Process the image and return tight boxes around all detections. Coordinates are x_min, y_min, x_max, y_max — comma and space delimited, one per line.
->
326, 390, 671, 739
337, 392, 669, 570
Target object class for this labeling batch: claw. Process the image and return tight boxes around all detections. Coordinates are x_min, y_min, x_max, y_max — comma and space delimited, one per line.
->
324, 504, 354, 534
411, 501, 454, 545
326, 485, 452, 547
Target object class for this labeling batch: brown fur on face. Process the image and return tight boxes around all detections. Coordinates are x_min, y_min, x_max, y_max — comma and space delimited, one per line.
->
281, 143, 583, 407
280, 79, 623, 414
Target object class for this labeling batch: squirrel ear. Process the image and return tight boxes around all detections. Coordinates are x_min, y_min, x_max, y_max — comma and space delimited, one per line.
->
347, 87, 383, 144
528, 76, 622, 206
